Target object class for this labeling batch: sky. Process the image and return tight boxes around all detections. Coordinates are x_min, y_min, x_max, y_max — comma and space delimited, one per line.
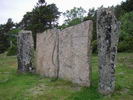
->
0, 0, 126, 25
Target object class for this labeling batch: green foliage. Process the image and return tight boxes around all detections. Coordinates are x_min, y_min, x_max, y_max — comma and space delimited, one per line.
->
7, 45, 17, 56
118, 36, 133, 52
59, 7, 86, 29
0, 18, 15, 54
0, 32, 9, 53
8, 29, 20, 43
63, 7, 86, 24
120, 0, 133, 13
120, 12, 133, 39
66, 18, 82, 26
118, 41, 128, 52
6, 29, 20, 56
115, 0, 133, 19
3, 18, 14, 33
20, 1, 60, 33
58, 18, 82, 29
117, 12, 133, 52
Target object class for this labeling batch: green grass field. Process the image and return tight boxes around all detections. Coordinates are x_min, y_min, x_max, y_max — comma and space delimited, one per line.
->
0, 53, 133, 100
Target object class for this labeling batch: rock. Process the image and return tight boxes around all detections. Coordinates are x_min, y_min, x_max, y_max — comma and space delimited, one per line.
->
59, 20, 93, 86
36, 29, 59, 78
36, 21, 93, 86
17, 30, 34, 73
97, 8, 120, 95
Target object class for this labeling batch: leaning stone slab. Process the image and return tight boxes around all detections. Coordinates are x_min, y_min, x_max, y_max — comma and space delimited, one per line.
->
97, 8, 120, 95
17, 30, 34, 73
59, 20, 93, 86
36, 29, 59, 78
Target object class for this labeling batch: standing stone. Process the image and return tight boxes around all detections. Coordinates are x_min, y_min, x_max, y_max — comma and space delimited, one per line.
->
59, 20, 93, 86
97, 8, 120, 95
36, 29, 59, 78
17, 30, 34, 73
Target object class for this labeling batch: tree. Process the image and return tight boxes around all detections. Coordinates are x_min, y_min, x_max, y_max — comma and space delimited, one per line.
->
38, 0, 46, 5
20, 1, 60, 33
32, 3, 60, 32
0, 18, 14, 53
121, 0, 133, 13
63, 7, 86, 25
118, 12, 133, 52
120, 11, 133, 39
4, 18, 14, 33
115, 0, 133, 19
58, 7, 86, 29
19, 12, 33, 30
19, 0, 60, 48
7, 29, 20, 56
0, 25, 9, 53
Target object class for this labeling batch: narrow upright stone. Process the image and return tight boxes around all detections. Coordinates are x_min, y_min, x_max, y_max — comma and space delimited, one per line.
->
17, 30, 34, 73
97, 8, 120, 95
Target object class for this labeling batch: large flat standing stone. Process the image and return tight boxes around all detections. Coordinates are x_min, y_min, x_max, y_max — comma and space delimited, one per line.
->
17, 30, 34, 73
59, 21, 93, 86
36, 29, 59, 78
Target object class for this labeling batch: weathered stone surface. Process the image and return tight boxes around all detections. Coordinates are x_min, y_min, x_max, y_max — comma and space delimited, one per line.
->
17, 30, 34, 73
97, 8, 120, 95
36, 29, 59, 78
59, 21, 93, 86
36, 21, 93, 86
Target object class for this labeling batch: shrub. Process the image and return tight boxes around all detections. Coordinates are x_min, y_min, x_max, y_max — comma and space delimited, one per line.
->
118, 36, 133, 52
6, 29, 20, 56
117, 11, 133, 52
7, 44, 17, 56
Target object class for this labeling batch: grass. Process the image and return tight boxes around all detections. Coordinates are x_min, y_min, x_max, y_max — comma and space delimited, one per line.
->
0, 52, 133, 100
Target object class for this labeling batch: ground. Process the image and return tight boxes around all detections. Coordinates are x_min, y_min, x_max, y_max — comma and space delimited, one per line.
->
0, 53, 133, 100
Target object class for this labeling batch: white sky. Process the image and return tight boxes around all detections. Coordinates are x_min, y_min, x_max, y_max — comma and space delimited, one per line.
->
0, 0, 126, 24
